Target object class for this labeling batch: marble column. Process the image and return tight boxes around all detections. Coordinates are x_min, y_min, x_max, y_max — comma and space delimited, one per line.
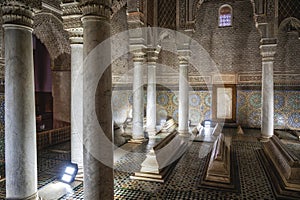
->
70, 40, 84, 179
146, 48, 158, 137
178, 56, 189, 136
132, 54, 145, 140
61, 1, 84, 179
81, 1, 113, 199
2, 3, 38, 200
260, 40, 277, 140
127, 4, 146, 141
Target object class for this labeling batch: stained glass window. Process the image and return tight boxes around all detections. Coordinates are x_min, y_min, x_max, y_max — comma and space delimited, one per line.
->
219, 5, 232, 27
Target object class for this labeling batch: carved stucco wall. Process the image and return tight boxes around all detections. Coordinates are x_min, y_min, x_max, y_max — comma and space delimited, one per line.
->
111, 6, 130, 79
275, 18, 300, 73
193, 0, 262, 73
33, 12, 70, 60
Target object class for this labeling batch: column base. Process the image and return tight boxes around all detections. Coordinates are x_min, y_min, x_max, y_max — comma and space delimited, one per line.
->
178, 130, 190, 137
75, 168, 84, 182
7, 192, 38, 200
258, 135, 272, 143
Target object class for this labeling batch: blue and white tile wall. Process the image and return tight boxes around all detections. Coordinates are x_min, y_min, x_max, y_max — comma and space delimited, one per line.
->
237, 90, 300, 130
112, 90, 212, 126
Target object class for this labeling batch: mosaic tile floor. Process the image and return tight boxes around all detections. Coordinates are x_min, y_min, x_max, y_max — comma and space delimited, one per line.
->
60, 128, 277, 200
0, 143, 71, 199
1, 128, 299, 199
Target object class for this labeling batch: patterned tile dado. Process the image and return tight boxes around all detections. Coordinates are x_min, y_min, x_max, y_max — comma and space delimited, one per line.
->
156, 91, 212, 125
288, 113, 300, 128
237, 90, 300, 129
112, 90, 212, 126
287, 93, 300, 110
189, 94, 201, 107
237, 91, 261, 128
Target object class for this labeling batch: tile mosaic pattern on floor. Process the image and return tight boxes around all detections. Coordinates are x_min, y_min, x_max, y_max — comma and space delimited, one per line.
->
0, 131, 284, 199
0, 142, 71, 199
61, 134, 276, 199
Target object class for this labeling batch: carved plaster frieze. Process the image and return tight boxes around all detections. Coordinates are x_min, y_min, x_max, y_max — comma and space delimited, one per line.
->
212, 74, 237, 84
238, 71, 300, 85
274, 74, 300, 84
238, 73, 262, 83
189, 75, 211, 84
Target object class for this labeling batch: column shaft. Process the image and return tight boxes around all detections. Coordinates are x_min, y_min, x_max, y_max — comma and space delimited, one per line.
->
70, 43, 84, 178
260, 43, 276, 139
132, 60, 145, 139
178, 62, 189, 134
82, 3, 113, 199
146, 64, 157, 136
4, 25, 37, 199
261, 61, 274, 138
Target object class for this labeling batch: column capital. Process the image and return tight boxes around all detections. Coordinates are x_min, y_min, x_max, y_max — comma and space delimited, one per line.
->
178, 50, 191, 65
61, 1, 83, 44
147, 47, 160, 64
260, 38, 277, 62
132, 51, 146, 63
81, 0, 111, 20
1, 1, 37, 28
130, 44, 147, 63
68, 27, 84, 44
